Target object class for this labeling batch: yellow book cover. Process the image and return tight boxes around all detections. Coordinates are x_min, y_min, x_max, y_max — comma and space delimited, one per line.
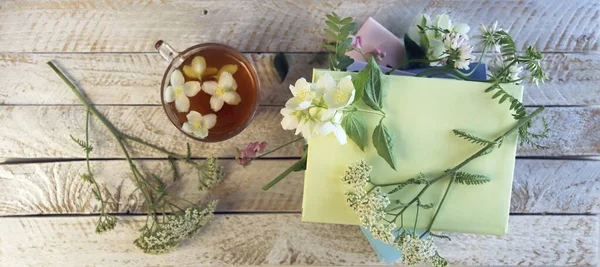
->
302, 69, 523, 236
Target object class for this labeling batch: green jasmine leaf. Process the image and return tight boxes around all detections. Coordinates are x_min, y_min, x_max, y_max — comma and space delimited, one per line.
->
352, 69, 368, 104
361, 57, 384, 111
403, 34, 428, 69
331, 12, 341, 21
273, 52, 289, 83
372, 122, 397, 170
342, 112, 367, 151
336, 56, 354, 71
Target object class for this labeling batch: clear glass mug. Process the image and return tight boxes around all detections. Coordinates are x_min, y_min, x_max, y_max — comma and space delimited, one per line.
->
155, 41, 260, 142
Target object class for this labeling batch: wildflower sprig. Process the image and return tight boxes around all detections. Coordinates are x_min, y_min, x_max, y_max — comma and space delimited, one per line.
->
324, 12, 356, 71
343, 107, 545, 266
48, 61, 225, 254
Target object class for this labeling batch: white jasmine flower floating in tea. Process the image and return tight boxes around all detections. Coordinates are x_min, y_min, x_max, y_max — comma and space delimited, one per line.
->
164, 69, 202, 112
182, 56, 218, 80
202, 71, 242, 112
182, 111, 217, 139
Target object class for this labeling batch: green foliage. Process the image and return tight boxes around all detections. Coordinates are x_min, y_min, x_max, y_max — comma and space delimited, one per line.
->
372, 122, 397, 170
429, 232, 451, 241
273, 52, 289, 83
452, 172, 491, 185
403, 34, 428, 69
484, 83, 526, 119
518, 117, 549, 149
70, 134, 93, 153
452, 130, 496, 146
342, 112, 367, 151
324, 12, 355, 71
167, 156, 180, 181
359, 57, 384, 111
388, 173, 427, 194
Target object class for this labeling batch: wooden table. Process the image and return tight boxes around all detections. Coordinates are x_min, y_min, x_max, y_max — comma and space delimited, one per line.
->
1, 0, 599, 265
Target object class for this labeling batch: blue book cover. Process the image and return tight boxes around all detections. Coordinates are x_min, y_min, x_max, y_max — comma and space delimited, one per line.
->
359, 62, 488, 264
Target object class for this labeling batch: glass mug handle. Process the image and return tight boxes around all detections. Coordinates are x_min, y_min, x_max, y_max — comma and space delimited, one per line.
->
155, 40, 184, 65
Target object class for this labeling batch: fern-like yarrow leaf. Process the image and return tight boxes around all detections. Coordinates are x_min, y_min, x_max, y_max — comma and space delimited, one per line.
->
324, 12, 355, 71
452, 171, 491, 185
452, 130, 496, 146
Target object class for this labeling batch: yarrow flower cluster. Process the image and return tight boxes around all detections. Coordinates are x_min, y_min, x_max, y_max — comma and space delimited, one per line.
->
280, 73, 356, 145
341, 160, 448, 266
198, 157, 225, 190
396, 234, 447, 267
342, 160, 390, 227
134, 200, 217, 254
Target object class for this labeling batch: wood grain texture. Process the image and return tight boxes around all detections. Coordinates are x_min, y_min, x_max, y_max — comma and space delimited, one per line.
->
0, 0, 597, 53
0, 106, 302, 159
0, 106, 597, 159
2, 52, 600, 106
0, 214, 595, 266
1, 159, 598, 215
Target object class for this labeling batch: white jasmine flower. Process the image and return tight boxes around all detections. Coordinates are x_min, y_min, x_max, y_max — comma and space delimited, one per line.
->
280, 107, 304, 132
316, 111, 347, 145
202, 71, 241, 112
182, 111, 217, 139
164, 69, 202, 113
323, 75, 355, 109
286, 78, 316, 110
369, 223, 395, 244
440, 32, 474, 70
314, 73, 336, 95
182, 56, 218, 80
435, 13, 470, 34
134, 201, 216, 254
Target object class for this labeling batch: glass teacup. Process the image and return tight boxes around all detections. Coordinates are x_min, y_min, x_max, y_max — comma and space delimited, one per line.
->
155, 41, 259, 142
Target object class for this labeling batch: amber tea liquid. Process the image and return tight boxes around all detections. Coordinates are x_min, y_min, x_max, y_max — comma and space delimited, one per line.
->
164, 47, 259, 142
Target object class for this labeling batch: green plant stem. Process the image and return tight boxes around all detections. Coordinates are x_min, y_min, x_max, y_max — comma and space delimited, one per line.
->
345, 107, 386, 117
386, 106, 545, 226
420, 176, 454, 238
261, 159, 305, 191
48, 61, 157, 218
254, 137, 304, 160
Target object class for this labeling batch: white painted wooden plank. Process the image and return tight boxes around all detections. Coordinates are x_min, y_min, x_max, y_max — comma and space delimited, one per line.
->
0, 214, 595, 266
0, 159, 598, 215
1, 52, 598, 106
0, 0, 597, 53
0, 106, 596, 159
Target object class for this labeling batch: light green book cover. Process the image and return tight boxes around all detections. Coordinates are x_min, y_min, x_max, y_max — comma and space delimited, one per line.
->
302, 69, 523, 236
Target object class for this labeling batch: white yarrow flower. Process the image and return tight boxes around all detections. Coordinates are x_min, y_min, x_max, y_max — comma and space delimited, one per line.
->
182, 111, 217, 139
369, 223, 395, 244
202, 71, 242, 112
323, 75, 356, 110
164, 69, 202, 113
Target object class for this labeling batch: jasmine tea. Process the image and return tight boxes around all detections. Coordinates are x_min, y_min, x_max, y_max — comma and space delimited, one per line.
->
157, 41, 259, 142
